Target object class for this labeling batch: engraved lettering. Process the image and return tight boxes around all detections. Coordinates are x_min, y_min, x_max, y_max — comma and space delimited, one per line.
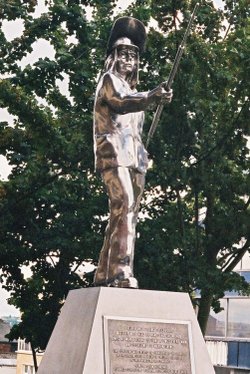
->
104, 318, 193, 374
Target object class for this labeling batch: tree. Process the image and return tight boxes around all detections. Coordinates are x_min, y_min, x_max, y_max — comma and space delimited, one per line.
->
0, 1, 249, 365
135, 0, 250, 334
0, 0, 113, 361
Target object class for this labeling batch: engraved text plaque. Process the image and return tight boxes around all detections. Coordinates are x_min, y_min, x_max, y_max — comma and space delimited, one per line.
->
103, 317, 195, 374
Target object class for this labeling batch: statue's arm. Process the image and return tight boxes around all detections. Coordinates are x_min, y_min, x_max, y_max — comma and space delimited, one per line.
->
99, 73, 163, 114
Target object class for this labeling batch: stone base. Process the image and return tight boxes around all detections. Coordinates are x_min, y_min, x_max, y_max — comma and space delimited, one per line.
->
37, 287, 215, 374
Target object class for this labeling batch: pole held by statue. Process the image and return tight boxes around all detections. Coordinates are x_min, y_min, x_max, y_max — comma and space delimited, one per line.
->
146, 2, 200, 147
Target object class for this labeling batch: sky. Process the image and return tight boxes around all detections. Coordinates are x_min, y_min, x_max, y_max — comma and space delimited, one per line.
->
0, 287, 20, 317
0, 0, 232, 316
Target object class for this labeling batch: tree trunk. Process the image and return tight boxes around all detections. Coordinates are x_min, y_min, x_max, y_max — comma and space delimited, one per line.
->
31, 344, 38, 372
197, 290, 213, 336
194, 188, 200, 254
197, 187, 216, 336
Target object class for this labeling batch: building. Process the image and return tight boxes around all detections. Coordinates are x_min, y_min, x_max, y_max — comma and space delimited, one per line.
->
16, 339, 43, 374
205, 253, 250, 373
0, 319, 16, 374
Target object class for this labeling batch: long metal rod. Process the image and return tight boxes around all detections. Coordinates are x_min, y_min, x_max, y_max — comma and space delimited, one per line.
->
146, 2, 200, 147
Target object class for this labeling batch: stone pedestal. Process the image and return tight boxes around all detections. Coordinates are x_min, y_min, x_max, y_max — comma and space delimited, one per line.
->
37, 287, 215, 374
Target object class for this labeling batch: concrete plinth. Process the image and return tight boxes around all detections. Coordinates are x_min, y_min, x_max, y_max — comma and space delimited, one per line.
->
37, 287, 215, 374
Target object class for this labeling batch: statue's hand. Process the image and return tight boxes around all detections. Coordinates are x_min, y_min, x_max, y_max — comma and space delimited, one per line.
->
159, 85, 173, 104
148, 85, 173, 105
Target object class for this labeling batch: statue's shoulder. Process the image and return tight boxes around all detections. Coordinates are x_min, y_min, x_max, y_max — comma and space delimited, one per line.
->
98, 71, 123, 95
102, 71, 118, 84
97, 71, 114, 89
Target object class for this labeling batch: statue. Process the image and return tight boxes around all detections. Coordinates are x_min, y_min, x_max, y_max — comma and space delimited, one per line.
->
93, 17, 172, 288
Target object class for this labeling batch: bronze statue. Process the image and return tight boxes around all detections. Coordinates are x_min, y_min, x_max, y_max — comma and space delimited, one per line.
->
93, 17, 172, 288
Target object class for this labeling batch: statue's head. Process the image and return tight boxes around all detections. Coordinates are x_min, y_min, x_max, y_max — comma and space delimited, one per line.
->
104, 17, 146, 88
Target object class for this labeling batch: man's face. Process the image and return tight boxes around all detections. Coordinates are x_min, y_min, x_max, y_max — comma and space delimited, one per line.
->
116, 45, 138, 78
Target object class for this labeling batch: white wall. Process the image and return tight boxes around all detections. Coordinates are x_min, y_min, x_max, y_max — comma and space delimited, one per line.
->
0, 367, 16, 374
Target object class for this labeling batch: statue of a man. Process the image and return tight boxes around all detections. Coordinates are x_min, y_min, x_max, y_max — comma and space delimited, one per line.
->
93, 17, 172, 288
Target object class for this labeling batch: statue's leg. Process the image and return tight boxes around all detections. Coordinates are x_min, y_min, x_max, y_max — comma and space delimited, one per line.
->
128, 169, 145, 277
93, 168, 122, 286
93, 221, 112, 285
106, 167, 135, 287
94, 167, 145, 288
107, 167, 145, 287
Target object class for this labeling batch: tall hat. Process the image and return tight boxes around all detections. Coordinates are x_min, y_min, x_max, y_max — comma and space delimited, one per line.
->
106, 16, 146, 56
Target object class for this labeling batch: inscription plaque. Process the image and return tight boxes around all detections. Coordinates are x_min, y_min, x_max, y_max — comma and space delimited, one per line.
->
103, 317, 195, 374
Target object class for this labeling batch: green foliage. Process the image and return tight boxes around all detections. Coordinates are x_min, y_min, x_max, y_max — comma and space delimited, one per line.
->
0, 0, 108, 352
0, 0, 249, 350
135, 0, 250, 334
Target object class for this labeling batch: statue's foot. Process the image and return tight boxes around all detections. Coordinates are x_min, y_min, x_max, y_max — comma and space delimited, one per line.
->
109, 276, 138, 288
93, 273, 138, 289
